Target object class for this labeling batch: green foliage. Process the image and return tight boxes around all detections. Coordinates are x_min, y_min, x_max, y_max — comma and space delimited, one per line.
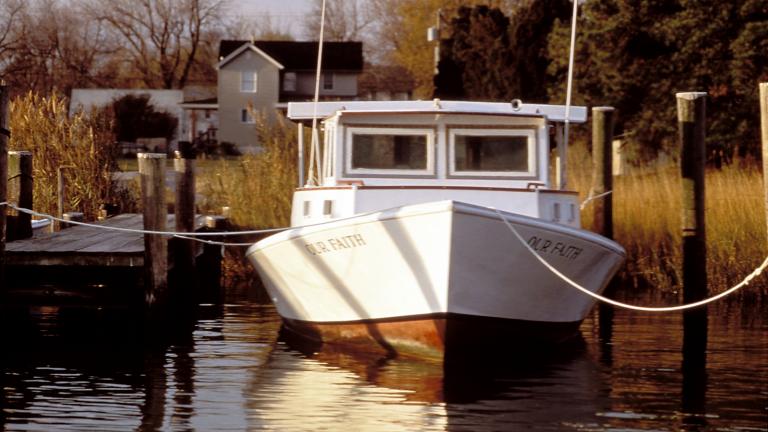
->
112, 94, 178, 143
8, 92, 129, 220
435, 2, 570, 102
547, 0, 768, 161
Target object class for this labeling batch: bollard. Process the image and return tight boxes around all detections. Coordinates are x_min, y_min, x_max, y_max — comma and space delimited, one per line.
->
138, 153, 168, 313
62, 211, 84, 229
676, 92, 708, 363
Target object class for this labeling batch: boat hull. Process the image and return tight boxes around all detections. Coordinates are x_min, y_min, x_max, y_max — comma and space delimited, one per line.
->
247, 200, 625, 359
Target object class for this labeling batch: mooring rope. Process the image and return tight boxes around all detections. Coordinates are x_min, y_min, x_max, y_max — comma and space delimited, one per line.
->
580, 189, 612, 210
493, 208, 768, 312
0, 202, 282, 247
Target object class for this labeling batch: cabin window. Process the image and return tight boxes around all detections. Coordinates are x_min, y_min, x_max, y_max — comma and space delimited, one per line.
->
345, 127, 434, 176
449, 128, 536, 178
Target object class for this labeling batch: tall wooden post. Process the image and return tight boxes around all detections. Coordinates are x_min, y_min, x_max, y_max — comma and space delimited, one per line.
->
591, 107, 615, 239
760, 83, 768, 245
138, 153, 168, 313
678, 92, 708, 301
173, 142, 196, 305
7, 151, 33, 240
592, 107, 616, 347
0, 85, 9, 289
677, 92, 708, 367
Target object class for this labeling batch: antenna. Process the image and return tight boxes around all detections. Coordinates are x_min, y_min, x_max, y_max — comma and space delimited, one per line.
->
561, 0, 581, 190
306, 0, 327, 187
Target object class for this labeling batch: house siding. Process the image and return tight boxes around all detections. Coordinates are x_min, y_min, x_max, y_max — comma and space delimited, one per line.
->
294, 72, 358, 98
218, 49, 281, 153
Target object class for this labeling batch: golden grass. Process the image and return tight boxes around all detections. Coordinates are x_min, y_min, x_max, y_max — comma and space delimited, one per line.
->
570, 141, 768, 294
8, 92, 130, 220
197, 113, 305, 283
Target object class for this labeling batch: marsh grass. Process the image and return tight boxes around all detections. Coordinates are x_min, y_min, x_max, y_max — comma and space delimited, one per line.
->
198, 113, 305, 283
8, 92, 131, 220
570, 141, 767, 295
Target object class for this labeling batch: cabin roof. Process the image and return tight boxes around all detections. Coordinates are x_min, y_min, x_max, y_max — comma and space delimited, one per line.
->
286, 100, 587, 123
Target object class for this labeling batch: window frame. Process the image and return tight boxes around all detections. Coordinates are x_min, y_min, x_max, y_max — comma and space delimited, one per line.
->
322, 73, 334, 91
343, 126, 436, 178
283, 72, 297, 92
447, 127, 538, 179
241, 108, 255, 124
240, 71, 258, 93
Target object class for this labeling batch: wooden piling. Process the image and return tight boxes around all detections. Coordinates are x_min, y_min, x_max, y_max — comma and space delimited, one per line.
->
676, 92, 708, 358
760, 83, 768, 246
592, 107, 617, 343
138, 153, 168, 312
591, 107, 615, 240
7, 151, 33, 240
174, 141, 196, 265
197, 215, 227, 302
172, 142, 196, 305
0, 84, 9, 288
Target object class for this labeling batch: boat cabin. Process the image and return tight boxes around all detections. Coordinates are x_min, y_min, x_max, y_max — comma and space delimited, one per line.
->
287, 100, 587, 228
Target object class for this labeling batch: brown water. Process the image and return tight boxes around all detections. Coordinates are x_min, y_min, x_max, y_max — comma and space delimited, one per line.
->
0, 286, 766, 431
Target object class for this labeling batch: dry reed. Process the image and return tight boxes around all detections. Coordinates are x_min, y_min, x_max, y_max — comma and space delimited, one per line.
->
198, 113, 304, 283
571, 141, 768, 294
8, 92, 128, 220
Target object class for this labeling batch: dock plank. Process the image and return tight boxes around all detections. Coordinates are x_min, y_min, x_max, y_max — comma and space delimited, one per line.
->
4, 214, 206, 267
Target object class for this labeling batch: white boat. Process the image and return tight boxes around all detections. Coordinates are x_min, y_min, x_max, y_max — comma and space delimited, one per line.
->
246, 100, 625, 359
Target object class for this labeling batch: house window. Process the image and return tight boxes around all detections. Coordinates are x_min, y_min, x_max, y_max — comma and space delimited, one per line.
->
448, 128, 537, 178
322, 73, 334, 90
241, 109, 255, 124
283, 72, 297, 92
241, 71, 258, 92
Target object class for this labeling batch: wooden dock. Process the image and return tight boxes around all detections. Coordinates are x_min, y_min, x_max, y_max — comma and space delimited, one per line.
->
5, 214, 201, 268
1, 213, 219, 308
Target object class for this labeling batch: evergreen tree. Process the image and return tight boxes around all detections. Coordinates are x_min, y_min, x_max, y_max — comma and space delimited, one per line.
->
435, 2, 569, 102
547, 0, 768, 162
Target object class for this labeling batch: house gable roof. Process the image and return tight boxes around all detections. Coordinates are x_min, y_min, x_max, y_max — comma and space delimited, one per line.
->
217, 42, 285, 70
218, 40, 363, 72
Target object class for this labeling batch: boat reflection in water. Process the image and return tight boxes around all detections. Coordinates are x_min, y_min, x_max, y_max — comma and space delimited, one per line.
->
244, 325, 605, 431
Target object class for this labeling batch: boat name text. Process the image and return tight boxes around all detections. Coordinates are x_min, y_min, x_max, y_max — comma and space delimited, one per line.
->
527, 236, 583, 260
305, 234, 367, 256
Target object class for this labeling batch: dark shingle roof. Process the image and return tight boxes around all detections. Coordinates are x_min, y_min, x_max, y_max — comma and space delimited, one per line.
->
219, 40, 363, 71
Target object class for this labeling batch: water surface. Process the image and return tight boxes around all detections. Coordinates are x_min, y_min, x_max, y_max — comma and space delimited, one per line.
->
1, 287, 766, 431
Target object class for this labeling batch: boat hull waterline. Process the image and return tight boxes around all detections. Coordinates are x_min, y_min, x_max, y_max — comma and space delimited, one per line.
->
247, 200, 625, 358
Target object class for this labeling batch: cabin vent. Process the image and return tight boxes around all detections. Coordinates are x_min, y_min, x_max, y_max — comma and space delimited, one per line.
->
323, 200, 333, 216
569, 203, 576, 222
303, 201, 311, 217
553, 202, 561, 222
